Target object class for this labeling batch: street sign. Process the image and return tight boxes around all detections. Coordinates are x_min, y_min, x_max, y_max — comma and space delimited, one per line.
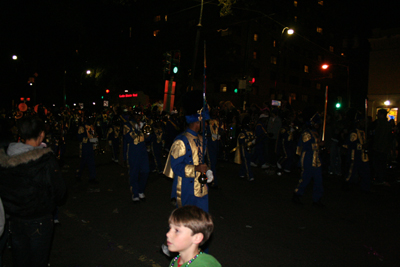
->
238, 79, 246, 89
103, 100, 109, 107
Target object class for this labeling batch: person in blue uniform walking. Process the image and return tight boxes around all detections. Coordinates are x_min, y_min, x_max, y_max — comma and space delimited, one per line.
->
76, 119, 98, 184
107, 120, 121, 163
234, 115, 255, 181
342, 116, 371, 192
251, 111, 270, 169
147, 120, 164, 174
123, 108, 149, 202
163, 90, 213, 212
292, 113, 324, 206
276, 121, 296, 175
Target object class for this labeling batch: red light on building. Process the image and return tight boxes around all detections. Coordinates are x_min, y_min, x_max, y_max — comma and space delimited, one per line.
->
20, 97, 24, 101
26, 98, 31, 101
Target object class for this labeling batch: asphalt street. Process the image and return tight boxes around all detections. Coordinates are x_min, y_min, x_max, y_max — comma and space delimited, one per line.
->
2, 139, 399, 266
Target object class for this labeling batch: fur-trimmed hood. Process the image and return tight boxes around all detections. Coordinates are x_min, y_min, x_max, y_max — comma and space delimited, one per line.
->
0, 146, 53, 168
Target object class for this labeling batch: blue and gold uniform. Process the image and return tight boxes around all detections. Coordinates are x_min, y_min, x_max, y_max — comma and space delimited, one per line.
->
294, 127, 323, 203
251, 118, 268, 167
147, 123, 164, 173
234, 126, 255, 181
163, 90, 212, 212
107, 123, 121, 163
343, 128, 370, 191
206, 118, 221, 186
164, 128, 209, 212
123, 120, 149, 201
277, 125, 296, 172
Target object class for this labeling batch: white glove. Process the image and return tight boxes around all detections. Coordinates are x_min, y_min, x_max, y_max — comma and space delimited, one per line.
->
206, 170, 214, 183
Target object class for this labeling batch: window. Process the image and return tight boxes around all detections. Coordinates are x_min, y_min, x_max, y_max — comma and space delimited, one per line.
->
253, 51, 258, 59
253, 33, 258, 41
318, 1, 323, 5
302, 95, 308, 102
154, 15, 161, 22
273, 40, 276, 47
294, 1, 298, 7
153, 30, 160, 37
220, 84, 227, 92
271, 56, 277, 65
316, 83, 321, 90
304, 65, 309, 73
329, 46, 334, 52
165, 15, 168, 22
316, 27, 323, 34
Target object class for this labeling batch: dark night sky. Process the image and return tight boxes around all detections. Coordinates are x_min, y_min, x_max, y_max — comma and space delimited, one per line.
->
1, 0, 398, 108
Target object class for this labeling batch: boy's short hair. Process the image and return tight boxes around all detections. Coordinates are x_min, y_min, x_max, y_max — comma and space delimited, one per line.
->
17, 116, 45, 141
169, 206, 213, 246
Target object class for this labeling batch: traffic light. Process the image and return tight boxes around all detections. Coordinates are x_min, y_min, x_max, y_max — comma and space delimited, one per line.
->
234, 88, 238, 93
335, 97, 342, 109
105, 89, 110, 94
172, 50, 180, 74
163, 51, 172, 74
101, 96, 104, 99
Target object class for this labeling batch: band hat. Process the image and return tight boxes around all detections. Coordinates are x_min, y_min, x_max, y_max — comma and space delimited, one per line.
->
181, 90, 210, 123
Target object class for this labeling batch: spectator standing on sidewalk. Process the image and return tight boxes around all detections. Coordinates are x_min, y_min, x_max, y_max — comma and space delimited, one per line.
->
371, 109, 393, 186
0, 116, 66, 267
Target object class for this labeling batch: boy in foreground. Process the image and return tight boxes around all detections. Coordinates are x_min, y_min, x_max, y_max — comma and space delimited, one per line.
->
166, 206, 221, 267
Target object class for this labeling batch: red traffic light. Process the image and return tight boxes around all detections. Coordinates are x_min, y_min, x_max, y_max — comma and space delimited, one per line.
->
105, 89, 110, 93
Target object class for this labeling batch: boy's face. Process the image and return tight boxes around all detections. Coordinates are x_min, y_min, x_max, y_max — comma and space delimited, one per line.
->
166, 223, 197, 253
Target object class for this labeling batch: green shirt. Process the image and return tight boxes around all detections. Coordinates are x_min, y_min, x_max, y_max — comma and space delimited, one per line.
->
169, 253, 221, 267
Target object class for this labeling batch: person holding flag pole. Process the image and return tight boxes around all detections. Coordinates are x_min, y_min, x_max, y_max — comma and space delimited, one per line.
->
163, 41, 213, 212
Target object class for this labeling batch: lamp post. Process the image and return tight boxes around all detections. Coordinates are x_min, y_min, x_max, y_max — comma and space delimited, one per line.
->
321, 63, 350, 108
274, 27, 294, 99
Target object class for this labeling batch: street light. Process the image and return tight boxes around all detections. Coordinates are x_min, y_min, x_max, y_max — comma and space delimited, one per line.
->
282, 27, 294, 35
12, 55, 18, 60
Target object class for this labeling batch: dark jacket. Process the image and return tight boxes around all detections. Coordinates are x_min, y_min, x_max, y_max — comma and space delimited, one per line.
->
0, 146, 66, 219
